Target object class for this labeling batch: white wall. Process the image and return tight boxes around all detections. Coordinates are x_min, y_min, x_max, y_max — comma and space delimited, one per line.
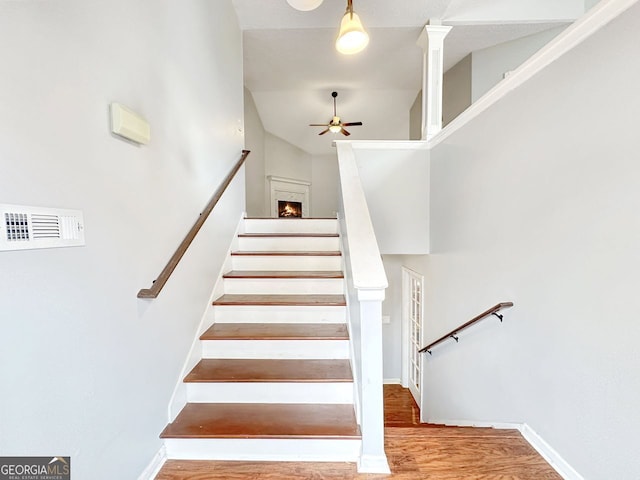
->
443, 54, 472, 126
585, 0, 601, 10
420, 4, 640, 479
354, 145, 430, 254
311, 154, 339, 218
471, 26, 566, 101
0, 1, 244, 479
381, 256, 404, 382
409, 91, 422, 141
265, 132, 312, 183
244, 88, 266, 217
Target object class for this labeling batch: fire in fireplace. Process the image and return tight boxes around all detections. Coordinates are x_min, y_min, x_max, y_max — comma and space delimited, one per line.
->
278, 201, 303, 218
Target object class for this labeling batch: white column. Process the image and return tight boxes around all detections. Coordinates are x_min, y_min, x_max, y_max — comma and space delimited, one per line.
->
356, 290, 390, 474
417, 24, 452, 141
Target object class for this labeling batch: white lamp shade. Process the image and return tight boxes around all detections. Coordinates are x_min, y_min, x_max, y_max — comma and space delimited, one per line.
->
286, 0, 323, 11
335, 11, 369, 55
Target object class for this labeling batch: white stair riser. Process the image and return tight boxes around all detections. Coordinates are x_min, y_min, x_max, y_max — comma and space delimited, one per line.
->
238, 236, 340, 252
244, 219, 338, 234
213, 305, 346, 323
231, 255, 342, 271
186, 382, 353, 404
223, 278, 344, 295
202, 340, 349, 359
164, 438, 361, 462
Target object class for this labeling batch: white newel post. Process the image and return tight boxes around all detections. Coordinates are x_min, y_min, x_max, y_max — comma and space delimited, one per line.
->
417, 24, 452, 141
357, 288, 389, 473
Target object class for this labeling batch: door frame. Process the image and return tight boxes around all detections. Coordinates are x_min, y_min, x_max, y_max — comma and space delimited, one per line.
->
401, 266, 424, 406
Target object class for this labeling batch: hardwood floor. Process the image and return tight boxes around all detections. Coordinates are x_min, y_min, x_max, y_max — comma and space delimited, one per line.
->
184, 359, 353, 383
155, 385, 561, 479
160, 403, 360, 439
200, 323, 349, 341
212, 294, 347, 306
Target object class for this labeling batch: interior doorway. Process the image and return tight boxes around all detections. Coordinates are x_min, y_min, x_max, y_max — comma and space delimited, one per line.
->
401, 266, 424, 406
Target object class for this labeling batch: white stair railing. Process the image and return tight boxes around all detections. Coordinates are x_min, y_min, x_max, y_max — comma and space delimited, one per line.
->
335, 142, 390, 474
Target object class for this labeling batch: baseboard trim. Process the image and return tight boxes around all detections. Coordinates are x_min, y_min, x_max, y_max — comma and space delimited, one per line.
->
425, 418, 583, 480
357, 454, 391, 474
137, 446, 167, 480
383, 378, 401, 384
520, 424, 584, 480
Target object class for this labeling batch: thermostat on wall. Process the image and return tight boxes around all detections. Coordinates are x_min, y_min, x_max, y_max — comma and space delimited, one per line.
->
110, 103, 151, 145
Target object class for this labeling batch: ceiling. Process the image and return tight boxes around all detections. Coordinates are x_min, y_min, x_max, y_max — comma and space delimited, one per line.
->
233, 0, 585, 155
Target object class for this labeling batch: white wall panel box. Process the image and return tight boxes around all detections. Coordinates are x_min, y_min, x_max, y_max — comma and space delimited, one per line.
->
0, 204, 85, 251
110, 103, 151, 145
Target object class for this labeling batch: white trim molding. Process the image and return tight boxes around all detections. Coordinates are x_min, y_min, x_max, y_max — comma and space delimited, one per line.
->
425, 418, 583, 480
428, 0, 639, 149
137, 446, 167, 480
521, 424, 585, 480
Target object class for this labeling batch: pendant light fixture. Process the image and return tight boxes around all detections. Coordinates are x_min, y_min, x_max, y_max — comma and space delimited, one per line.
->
286, 0, 323, 11
335, 0, 369, 55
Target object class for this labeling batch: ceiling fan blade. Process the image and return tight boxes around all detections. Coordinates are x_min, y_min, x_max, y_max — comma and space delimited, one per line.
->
340, 128, 351, 136
309, 123, 329, 126
342, 122, 363, 127
318, 128, 330, 135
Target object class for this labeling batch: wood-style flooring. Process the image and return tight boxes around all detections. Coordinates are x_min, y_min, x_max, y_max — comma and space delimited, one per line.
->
155, 385, 561, 479
184, 359, 353, 383
212, 294, 346, 306
160, 403, 360, 440
200, 323, 349, 341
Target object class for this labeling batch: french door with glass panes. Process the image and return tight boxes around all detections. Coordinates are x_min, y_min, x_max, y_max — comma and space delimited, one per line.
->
402, 267, 423, 405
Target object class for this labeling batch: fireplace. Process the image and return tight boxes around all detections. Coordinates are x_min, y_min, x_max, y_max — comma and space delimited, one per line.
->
278, 201, 302, 218
268, 175, 311, 218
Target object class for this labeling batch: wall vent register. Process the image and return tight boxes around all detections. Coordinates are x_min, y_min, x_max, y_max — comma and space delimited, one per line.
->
0, 204, 85, 251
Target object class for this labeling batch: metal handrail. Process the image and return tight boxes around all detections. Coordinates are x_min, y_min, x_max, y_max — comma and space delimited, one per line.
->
419, 302, 514, 355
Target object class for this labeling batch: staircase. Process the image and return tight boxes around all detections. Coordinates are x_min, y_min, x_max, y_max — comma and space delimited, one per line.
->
160, 217, 362, 463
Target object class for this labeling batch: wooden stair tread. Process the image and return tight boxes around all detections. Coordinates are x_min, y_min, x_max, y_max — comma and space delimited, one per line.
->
238, 233, 339, 238
223, 270, 343, 279
231, 251, 341, 256
160, 403, 360, 439
200, 323, 348, 340
212, 294, 346, 306
184, 359, 353, 383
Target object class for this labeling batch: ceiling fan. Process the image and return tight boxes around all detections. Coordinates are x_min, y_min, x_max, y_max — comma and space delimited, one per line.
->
309, 91, 363, 136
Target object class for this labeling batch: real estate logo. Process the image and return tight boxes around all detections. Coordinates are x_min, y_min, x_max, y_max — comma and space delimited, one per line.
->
0, 457, 70, 480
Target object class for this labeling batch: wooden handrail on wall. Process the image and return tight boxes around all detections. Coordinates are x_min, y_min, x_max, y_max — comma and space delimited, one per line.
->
419, 302, 514, 355
137, 150, 250, 299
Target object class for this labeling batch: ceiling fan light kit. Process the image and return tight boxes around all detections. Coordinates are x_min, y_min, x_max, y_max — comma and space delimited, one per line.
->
329, 121, 342, 133
336, 0, 369, 55
286, 0, 323, 11
309, 91, 363, 137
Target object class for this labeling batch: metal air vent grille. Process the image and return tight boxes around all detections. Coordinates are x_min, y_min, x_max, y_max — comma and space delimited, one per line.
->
0, 204, 85, 251
5, 213, 30, 242
31, 214, 60, 239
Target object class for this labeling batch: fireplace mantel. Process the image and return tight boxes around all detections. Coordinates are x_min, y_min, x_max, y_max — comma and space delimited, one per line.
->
268, 175, 311, 218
